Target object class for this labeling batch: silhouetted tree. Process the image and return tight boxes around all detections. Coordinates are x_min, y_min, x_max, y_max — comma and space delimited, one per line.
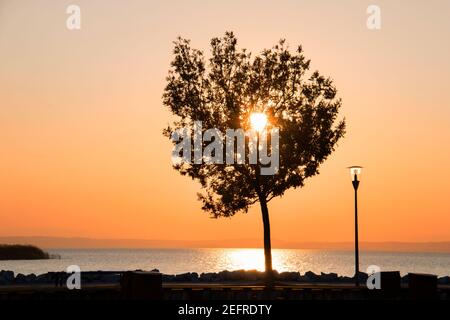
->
163, 32, 345, 280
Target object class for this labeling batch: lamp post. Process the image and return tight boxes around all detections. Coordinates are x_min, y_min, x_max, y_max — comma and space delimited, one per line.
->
349, 166, 362, 286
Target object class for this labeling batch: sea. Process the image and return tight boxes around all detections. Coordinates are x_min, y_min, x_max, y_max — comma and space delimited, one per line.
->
1, 248, 449, 276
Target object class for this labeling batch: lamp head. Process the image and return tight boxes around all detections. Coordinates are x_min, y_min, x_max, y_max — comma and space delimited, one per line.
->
348, 166, 362, 181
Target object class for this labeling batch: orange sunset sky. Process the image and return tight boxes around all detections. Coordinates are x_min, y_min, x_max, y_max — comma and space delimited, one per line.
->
0, 0, 449, 246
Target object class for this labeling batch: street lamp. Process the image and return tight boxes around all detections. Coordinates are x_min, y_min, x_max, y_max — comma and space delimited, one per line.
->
348, 165, 362, 286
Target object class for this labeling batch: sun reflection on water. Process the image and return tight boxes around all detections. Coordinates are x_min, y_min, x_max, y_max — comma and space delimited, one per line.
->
223, 248, 289, 272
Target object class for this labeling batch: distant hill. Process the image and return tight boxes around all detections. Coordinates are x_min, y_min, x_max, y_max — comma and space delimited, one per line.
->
1, 236, 450, 253
0, 244, 50, 260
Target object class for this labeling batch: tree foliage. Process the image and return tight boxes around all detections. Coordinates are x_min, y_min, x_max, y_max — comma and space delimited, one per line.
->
163, 31, 345, 218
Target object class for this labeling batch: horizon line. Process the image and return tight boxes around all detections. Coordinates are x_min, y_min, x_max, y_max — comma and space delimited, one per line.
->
2, 236, 450, 253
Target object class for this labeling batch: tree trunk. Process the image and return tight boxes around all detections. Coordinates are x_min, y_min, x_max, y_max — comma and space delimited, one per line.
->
259, 195, 273, 282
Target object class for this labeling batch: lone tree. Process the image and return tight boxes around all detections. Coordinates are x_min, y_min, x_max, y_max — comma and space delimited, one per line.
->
163, 32, 345, 279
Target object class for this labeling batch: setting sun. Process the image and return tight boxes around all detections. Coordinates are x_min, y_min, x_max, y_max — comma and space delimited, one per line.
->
250, 113, 268, 132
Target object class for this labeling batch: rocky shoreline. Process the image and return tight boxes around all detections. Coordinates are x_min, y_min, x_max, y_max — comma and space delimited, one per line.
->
1, 269, 450, 286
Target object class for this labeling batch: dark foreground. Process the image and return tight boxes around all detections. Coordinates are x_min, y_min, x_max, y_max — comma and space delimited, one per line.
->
1, 269, 449, 301
2, 274, 449, 320
1, 282, 450, 301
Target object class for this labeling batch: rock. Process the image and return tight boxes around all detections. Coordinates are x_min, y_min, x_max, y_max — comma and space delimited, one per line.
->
401, 274, 409, 283
278, 272, 300, 281
172, 272, 199, 282
338, 276, 353, 283
151, 269, 160, 273
198, 270, 266, 282
79, 272, 122, 284
320, 272, 338, 282
357, 271, 368, 283
190, 272, 199, 282
226, 270, 241, 281
35, 273, 53, 284
174, 272, 194, 282
130, 269, 443, 285
0, 270, 15, 285
14, 273, 28, 284
438, 276, 450, 285
199, 273, 211, 282
244, 269, 265, 281
228, 270, 247, 281
303, 271, 319, 282
199, 272, 218, 282
217, 270, 230, 281
162, 274, 176, 282
26, 274, 37, 283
